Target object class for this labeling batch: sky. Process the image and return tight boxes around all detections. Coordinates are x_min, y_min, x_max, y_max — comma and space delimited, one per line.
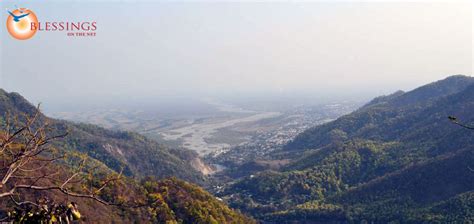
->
0, 0, 472, 111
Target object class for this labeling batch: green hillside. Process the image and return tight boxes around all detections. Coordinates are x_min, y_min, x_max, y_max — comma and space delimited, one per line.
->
0, 89, 253, 223
0, 89, 205, 184
220, 75, 474, 222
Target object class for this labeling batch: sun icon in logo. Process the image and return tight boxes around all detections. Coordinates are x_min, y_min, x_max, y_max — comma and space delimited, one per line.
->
6, 7, 38, 40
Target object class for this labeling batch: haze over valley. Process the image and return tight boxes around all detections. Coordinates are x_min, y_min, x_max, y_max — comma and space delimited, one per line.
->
1, 0, 472, 223
49, 97, 360, 156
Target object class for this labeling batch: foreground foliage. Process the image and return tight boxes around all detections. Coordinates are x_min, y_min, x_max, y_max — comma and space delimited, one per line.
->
0, 89, 253, 223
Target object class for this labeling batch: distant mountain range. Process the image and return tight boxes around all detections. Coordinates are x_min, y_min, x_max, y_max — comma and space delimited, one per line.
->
220, 75, 474, 223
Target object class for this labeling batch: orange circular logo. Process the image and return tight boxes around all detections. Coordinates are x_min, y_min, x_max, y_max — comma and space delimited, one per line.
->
6, 8, 38, 40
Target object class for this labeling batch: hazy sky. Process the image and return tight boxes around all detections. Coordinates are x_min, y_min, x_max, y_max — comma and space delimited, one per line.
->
0, 0, 472, 110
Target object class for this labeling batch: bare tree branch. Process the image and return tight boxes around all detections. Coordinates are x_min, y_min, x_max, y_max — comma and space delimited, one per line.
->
0, 105, 124, 217
448, 116, 474, 130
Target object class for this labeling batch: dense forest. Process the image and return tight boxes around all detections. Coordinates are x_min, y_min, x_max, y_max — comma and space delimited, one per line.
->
218, 75, 474, 223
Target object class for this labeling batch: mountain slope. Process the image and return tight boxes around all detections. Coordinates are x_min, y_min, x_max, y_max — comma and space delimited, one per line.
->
0, 89, 205, 184
285, 75, 474, 151
221, 75, 474, 222
0, 163, 255, 223
0, 89, 254, 223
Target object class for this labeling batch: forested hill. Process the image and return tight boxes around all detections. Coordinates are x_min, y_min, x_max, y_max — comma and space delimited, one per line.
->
285, 75, 474, 151
0, 89, 205, 184
0, 89, 255, 223
222, 75, 474, 222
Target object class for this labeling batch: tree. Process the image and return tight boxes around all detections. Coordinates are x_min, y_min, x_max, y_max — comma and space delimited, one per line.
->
0, 106, 122, 222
